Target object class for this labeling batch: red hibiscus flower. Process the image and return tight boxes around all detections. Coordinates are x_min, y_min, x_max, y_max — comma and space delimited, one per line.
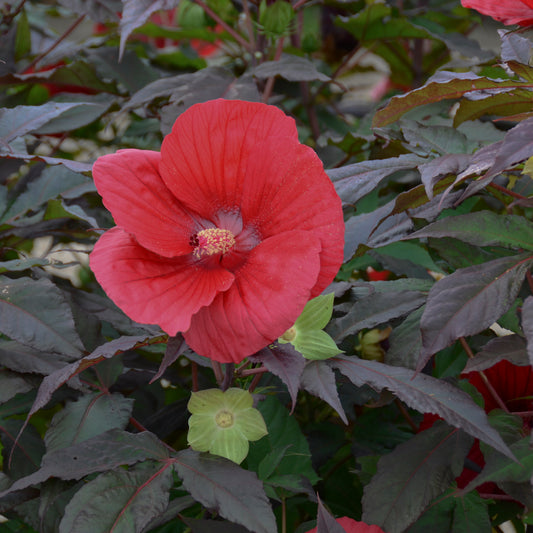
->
461, 0, 533, 26
90, 99, 344, 363
306, 516, 385, 533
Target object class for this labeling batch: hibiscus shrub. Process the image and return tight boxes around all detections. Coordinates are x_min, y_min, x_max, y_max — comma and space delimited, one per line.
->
1, 1, 533, 532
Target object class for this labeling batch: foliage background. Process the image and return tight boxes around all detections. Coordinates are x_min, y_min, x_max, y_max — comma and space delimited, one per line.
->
1, 0, 533, 531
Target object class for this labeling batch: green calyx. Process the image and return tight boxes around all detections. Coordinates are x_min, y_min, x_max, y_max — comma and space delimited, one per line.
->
187, 388, 268, 464
279, 293, 342, 360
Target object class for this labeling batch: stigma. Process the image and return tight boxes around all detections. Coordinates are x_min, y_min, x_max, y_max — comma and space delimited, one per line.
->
191, 228, 236, 258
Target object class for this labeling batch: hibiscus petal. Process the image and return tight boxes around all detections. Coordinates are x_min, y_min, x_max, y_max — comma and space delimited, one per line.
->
240, 137, 344, 297
184, 231, 322, 363
159, 99, 299, 219
90, 227, 235, 334
92, 149, 196, 257
462, 0, 533, 25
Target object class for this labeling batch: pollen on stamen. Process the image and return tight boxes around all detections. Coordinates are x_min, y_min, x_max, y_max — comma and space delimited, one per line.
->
192, 228, 236, 258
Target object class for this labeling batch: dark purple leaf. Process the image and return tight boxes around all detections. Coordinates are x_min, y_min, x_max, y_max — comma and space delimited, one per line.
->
418, 154, 471, 200
500, 31, 533, 65
0, 277, 84, 357
328, 154, 424, 206
0, 419, 45, 481
521, 296, 533, 366
0, 370, 33, 404
454, 90, 533, 126
385, 306, 424, 370
406, 211, 533, 250
484, 116, 533, 177
0, 340, 68, 375
315, 496, 346, 533
362, 422, 473, 533
0, 151, 92, 173
59, 461, 173, 533
183, 517, 252, 533
44, 392, 134, 452
343, 201, 395, 260
0, 429, 169, 496
419, 254, 533, 369
124, 67, 234, 112
151, 334, 188, 383
1, 165, 92, 223
249, 343, 305, 413
57, 0, 122, 21
119, 0, 180, 59
301, 361, 348, 424
27, 335, 161, 420
0, 103, 87, 143
254, 54, 330, 82
463, 335, 529, 373
459, 118, 533, 202
174, 449, 277, 533
330, 355, 513, 460
373, 73, 529, 127
330, 290, 426, 343
33, 95, 115, 135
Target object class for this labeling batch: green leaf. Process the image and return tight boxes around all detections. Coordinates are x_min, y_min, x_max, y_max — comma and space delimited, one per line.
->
44, 393, 134, 453
248, 396, 319, 486
294, 329, 342, 361
259, 0, 294, 37
407, 211, 533, 251
0, 277, 84, 356
362, 422, 473, 533
295, 293, 335, 331
174, 448, 277, 533
406, 490, 490, 533
14, 9, 31, 61
330, 356, 514, 461
462, 436, 533, 492
420, 253, 533, 368
59, 461, 173, 533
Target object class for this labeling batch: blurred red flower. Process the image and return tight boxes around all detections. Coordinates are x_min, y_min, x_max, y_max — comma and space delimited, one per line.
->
306, 516, 385, 533
90, 99, 344, 363
421, 358, 533, 491
461, 0, 533, 26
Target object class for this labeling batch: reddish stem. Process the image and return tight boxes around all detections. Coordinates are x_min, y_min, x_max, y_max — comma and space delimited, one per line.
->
460, 337, 509, 413
24, 14, 86, 73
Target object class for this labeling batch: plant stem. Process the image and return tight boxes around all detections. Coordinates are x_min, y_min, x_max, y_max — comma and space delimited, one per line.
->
191, 361, 199, 392
193, 0, 252, 52
395, 399, 418, 432
488, 182, 529, 201
248, 371, 264, 393
24, 14, 86, 73
211, 361, 224, 386
239, 365, 268, 377
459, 337, 509, 413
262, 36, 285, 103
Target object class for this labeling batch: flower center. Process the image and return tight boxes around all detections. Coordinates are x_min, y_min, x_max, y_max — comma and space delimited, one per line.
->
215, 409, 234, 428
191, 228, 236, 258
